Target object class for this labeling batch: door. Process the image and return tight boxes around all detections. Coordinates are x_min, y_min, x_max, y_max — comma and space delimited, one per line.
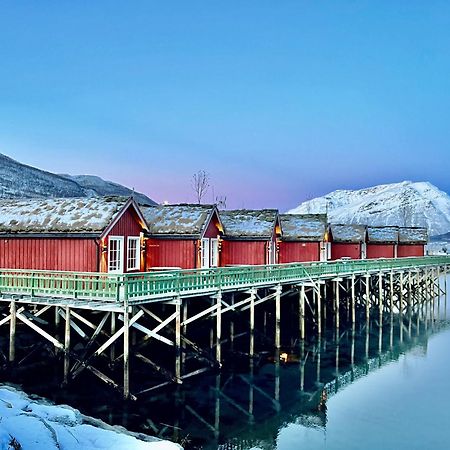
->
361, 243, 367, 260
201, 238, 210, 268
210, 238, 219, 267
108, 236, 124, 273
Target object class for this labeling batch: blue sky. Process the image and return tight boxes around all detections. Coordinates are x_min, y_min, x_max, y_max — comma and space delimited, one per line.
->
1, 2, 449, 210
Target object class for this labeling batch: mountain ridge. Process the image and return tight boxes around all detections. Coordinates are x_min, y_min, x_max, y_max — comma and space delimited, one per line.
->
288, 181, 450, 237
0, 153, 157, 205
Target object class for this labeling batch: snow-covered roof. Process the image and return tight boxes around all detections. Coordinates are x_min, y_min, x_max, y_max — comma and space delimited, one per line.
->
0, 197, 135, 236
398, 227, 428, 244
330, 224, 366, 243
221, 209, 280, 239
142, 204, 220, 238
367, 226, 399, 244
280, 214, 327, 241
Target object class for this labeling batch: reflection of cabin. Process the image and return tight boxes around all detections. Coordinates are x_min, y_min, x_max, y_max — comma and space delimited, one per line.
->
397, 227, 428, 257
142, 204, 223, 269
0, 197, 147, 273
220, 209, 281, 266
329, 224, 367, 260
366, 226, 399, 259
278, 214, 329, 263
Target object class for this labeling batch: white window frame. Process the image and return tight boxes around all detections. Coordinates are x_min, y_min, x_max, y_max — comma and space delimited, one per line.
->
108, 236, 124, 273
201, 238, 210, 269
127, 236, 141, 271
210, 238, 219, 267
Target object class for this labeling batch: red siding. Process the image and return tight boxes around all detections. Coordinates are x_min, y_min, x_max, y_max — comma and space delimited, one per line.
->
105, 207, 145, 272
367, 244, 395, 259
146, 238, 196, 269
397, 245, 424, 257
331, 243, 361, 260
220, 240, 267, 266
0, 238, 98, 271
278, 241, 320, 263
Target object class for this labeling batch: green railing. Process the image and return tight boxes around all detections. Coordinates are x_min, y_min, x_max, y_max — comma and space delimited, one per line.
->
0, 256, 449, 303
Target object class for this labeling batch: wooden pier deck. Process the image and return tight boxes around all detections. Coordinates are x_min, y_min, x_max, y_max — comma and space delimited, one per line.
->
0, 255, 449, 399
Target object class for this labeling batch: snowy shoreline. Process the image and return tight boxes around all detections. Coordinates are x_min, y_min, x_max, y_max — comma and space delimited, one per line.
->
0, 384, 181, 450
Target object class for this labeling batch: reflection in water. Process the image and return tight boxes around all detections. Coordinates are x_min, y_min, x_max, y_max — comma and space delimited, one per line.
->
1, 277, 449, 450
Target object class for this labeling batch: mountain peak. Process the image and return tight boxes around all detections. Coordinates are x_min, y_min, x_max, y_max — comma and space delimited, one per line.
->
287, 181, 450, 236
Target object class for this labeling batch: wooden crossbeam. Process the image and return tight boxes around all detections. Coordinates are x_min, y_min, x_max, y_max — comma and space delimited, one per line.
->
16, 311, 63, 349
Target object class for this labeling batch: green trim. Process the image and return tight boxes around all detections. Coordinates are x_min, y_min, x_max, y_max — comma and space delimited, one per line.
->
0, 256, 448, 304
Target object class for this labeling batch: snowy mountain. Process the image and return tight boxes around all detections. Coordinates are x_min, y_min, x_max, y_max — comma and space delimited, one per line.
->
0, 153, 157, 205
288, 181, 450, 237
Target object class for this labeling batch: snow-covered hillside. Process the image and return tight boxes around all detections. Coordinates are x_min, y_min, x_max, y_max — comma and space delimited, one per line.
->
0, 153, 157, 205
288, 181, 450, 236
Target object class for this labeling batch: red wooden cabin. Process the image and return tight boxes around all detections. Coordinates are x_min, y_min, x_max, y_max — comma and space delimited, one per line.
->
366, 226, 398, 259
329, 224, 367, 260
0, 197, 148, 273
142, 204, 223, 269
397, 227, 428, 257
220, 209, 281, 266
278, 214, 329, 263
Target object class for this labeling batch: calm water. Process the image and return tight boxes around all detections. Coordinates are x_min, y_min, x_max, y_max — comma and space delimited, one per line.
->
2, 277, 450, 450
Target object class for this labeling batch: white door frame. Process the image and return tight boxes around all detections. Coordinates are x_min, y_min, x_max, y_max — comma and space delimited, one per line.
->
108, 236, 124, 273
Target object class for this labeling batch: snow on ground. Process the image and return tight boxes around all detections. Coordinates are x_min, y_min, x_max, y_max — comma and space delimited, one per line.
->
0, 385, 182, 450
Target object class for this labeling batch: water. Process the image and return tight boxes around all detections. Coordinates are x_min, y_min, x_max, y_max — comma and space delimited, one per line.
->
2, 277, 450, 450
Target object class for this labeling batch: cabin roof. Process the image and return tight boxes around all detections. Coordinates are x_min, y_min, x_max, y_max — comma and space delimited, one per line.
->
142, 204, 220, 238
280, 214, 327, 241
221, 209, 280, 239
330, 224, 366, 243
367, 226, 399, 244
398, 227, 428, 244
0, 196, 138, 236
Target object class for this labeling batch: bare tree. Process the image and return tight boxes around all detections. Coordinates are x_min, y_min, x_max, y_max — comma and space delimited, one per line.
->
191, 170, 210, 204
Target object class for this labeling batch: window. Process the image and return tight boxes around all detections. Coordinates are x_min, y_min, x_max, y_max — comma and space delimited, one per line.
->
127, 236, 140, 271
108, 237, 124, 273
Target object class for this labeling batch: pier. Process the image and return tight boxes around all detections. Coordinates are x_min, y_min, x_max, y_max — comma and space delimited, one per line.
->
0, 256, 448, 399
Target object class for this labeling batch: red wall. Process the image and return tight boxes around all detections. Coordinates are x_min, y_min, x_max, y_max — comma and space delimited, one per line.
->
331, 243, 361, 260
397, 245, 424, 257
146, 238, 197, 269
278, 241, 320, 263
220, 240, 267, 266
0, 238, 98, 272
366, 244, 395, 259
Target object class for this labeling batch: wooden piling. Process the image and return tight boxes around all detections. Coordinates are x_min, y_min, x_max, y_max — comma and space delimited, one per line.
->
275, 286, 281, 350
123, 306, 130, 400
249, 290, 255, 358
299, 285, 305, 341
216, 292, 222, 364
175, 300, 181, 380
64, 306, 71, 384
9, 301, 16, 363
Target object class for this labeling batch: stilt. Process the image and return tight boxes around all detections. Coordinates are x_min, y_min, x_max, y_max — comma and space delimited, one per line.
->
63, 306, 71, 384
351, 275, 356, 327
299, 285, 305, 341
249, 290, 255, 358
317, 284, 322, 336
275, 287, 281, 350
216, 292, 222, 364
230, 294, 235, 351
335, 280, 340, 336
110, 312, 116, 362
123, 306, 130, 400
9, 301, 16, 363
378, 272, 383, 325
175, 300, 181, 380
365, 275, 370, 324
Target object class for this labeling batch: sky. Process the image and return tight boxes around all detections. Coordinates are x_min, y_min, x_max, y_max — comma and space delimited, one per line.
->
1, 1, 450, 211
